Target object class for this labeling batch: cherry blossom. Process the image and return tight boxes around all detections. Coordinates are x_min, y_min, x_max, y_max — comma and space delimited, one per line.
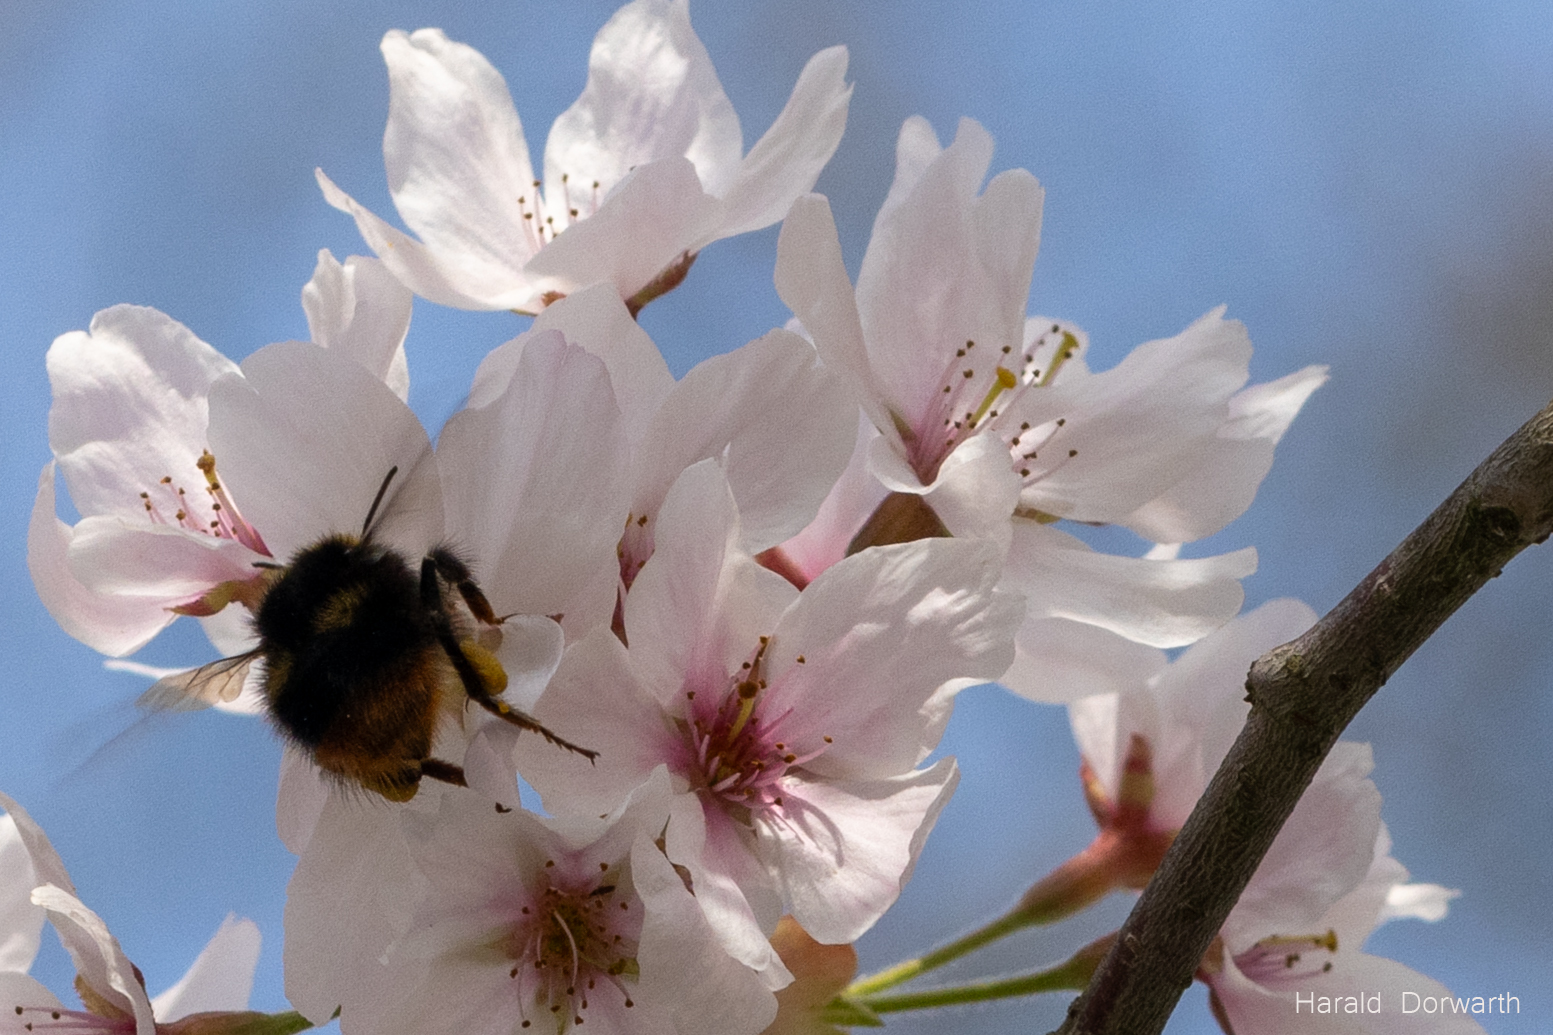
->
510, 461, 1022, 969
342, 771, 779, 1035
1199, 754, 1484, 1035
0, 794, 261, 1035
774, 116, 1326, 700
318, 0, 852, 315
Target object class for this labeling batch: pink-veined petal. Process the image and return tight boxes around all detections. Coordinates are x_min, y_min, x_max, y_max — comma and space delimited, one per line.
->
759, 761, 958, 944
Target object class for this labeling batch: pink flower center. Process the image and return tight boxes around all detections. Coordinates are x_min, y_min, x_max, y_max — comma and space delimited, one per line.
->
502, 861, 642, 1031
137, 450, 269, 556
907, 324, 1081, 491
678, 638, 831, 822
1233, 928, 1339, 983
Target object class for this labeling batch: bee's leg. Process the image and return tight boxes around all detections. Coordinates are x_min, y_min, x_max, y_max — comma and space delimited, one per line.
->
419, 758, 469, 787
420, 556, 599, 763
426, 546, 500, 625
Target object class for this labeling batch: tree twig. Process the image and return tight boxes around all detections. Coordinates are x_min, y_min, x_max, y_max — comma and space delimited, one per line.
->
1054, 396, 1553, 1035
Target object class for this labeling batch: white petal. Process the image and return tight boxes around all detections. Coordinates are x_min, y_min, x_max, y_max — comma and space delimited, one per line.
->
635, 328, 855, 554
0, 812, 45, 973
765, 538, 1019, 779
381, 29, 537, 275
67, 517, 259, 599
47, 305, 237, 521
517, 628, 680, 817
316, 169, 537, 311
921, 432, 1024, 547
149, 914, 260, 1020
1006, 618, 1167, 705
760, 761, 958, 944
717, 46, 851, 238
1223, 742, 1382, 950
1012, 308, 1255, 524
775, 194, 900, 451
0, 794, 75, 897
28, 464, 176, 656
523, 155, 723, 302
633, 829, 780, 1035
302, 250, 412, 402
30, 884, 155, 1035
1005, 522, 1254, 648
775, 414, 889, 585
275, 745, 330, 856
856, 119, 1037, 437
545, 0, 742, 199
1121, 364, 1328, 541
439, 331, 628, 626
207, 341, 443, 562
528, 282, 674, 442
0, 973, 61, 1012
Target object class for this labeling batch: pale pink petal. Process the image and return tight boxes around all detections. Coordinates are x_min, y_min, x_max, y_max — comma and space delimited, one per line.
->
207, 341, 443, 562
624, 461, 795, 702
148, 915, 260, 1020
717, 46, 851, 238
47, 305, 238, 520
1005, 521, 1255, 648
0, 794, 75, 897
28, 464, 176, 656
517, 628, 680, 817
635, 328, 855, 554
522, 156, 724, 301
1223, 743, 1382, 950
438, 331, 628, 628
283, 789, 437, 1024
0, 974, 61, 1013
760, 760, 958, 944
764, 538, 1019, 780
275, 745, 330, 856
1121, 364, 1329, 542
67, 517, 259, 599
632, 829, 781, 1034
301, 250, 412, 402
920, 432, 1024, 545
776, 415, 887, 585
544, 0, 742, 199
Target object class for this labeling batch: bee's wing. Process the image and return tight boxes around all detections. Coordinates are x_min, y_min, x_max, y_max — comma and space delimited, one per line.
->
137, 652, 260, 712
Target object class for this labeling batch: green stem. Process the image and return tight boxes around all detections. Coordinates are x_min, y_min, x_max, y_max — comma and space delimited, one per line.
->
845, 831, 1136, 997
841, 933, 1117, 1018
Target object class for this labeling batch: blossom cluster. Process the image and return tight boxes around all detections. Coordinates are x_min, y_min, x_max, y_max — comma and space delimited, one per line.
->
14, 2, 1483, 1033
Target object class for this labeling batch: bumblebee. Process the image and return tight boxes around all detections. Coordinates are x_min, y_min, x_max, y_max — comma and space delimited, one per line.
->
148, 467, 594, 801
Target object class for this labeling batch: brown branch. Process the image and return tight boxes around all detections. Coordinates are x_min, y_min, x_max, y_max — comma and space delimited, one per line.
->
1054, 396, 1553, 1035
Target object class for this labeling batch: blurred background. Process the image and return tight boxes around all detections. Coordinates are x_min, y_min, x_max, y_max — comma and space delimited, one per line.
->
2, 1, 1550, 1032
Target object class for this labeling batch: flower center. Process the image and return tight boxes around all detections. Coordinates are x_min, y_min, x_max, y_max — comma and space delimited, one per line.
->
1233, 929, 1339, 982
6, 1005, 134, 1035
137, 451, 268, 555
503, 861, 641, 1032
680, 638, 831, 822
517, 173, 603, 251
907, 325, 1081, 488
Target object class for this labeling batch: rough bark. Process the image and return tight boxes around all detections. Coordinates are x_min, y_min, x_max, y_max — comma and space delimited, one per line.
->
1054, 396, 1553, 1035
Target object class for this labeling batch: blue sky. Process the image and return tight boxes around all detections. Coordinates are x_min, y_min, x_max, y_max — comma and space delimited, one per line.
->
2, 3, 1550, 1032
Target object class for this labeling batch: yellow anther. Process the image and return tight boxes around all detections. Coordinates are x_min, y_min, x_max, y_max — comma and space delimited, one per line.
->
969, 366, 1019, 428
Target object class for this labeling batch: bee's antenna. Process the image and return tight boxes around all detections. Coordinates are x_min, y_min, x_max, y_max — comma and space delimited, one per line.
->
362, 466, 399, 539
